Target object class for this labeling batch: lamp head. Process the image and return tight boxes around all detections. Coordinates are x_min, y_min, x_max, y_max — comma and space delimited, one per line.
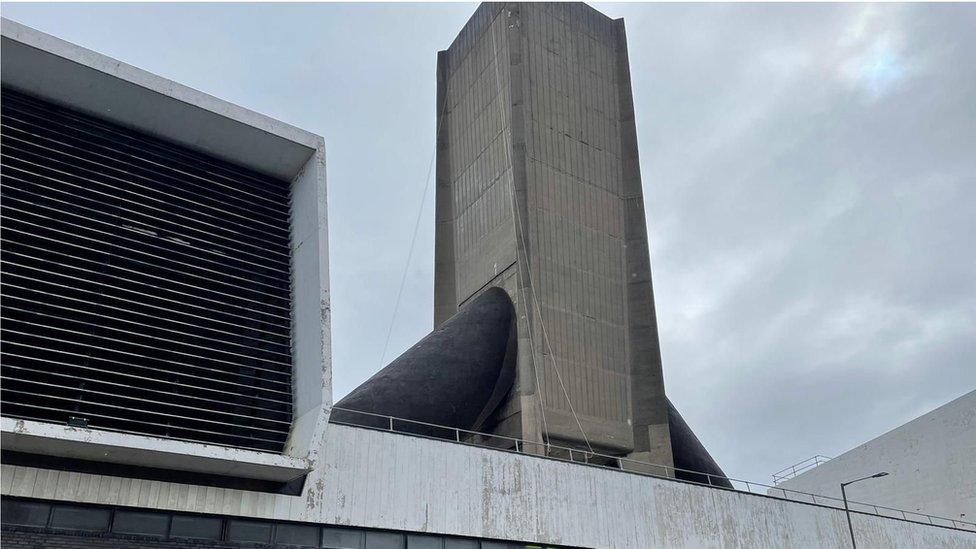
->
872, 472, 889, 478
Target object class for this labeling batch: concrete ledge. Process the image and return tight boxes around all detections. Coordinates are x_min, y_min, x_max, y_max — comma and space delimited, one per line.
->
1, 17, 319, 180
1, 418, 309, 483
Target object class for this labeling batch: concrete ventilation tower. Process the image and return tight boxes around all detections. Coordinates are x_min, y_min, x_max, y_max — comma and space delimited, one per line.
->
433, 2, 718, 475
335, 1, 726, 484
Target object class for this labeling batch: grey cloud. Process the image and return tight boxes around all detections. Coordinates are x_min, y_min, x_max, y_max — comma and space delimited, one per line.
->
609, 2, 976, 482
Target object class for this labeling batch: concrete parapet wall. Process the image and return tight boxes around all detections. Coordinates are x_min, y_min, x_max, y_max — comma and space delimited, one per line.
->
3, 424, 973, 548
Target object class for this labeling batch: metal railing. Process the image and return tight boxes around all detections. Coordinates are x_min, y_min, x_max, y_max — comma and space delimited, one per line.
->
772, 454, 833, 484
329, 406, 976, 533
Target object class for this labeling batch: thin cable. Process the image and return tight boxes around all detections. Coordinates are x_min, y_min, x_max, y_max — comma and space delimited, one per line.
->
490, 15, 593, 454
378, 105, 446, 370
488, 20, 549, 449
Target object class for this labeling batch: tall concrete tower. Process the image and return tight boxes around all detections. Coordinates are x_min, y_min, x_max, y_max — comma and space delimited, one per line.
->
434, 3, 671, 466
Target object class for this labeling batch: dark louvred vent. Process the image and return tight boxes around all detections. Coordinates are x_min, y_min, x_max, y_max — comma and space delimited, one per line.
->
0, 88, 293, 453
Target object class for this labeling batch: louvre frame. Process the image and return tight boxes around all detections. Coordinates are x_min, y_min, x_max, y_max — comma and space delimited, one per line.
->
0, 87, 296, 453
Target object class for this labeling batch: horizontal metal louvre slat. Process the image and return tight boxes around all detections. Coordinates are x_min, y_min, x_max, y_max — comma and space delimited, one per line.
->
1, 356, 291, 417
0, 386, 292, 439
2, 173, 289, 271
2, 292, 291, 362
0, 396, 285, 452
2, 326, 291, 396
1, 342, 291, 402
5, 195, 287, 292
0, 87, 294, 452
1, 257, 291, 342
2, 313, 291, 378
3, 238, 293, 325
0, 114, 292, 221
0, 250, 290, 332
0, 144, 290, 247
0, 405, 283, 452
2, 196, 287, 299
0, 409, 282, 452
3, 280, 290, 351
2, 169, 290, 266
2, 90, 290, 207
0, 131, 291, 237
3, 376, 291, 429
2, 157, 290, 255
1, 205, 290, 297
1, 219, 289, 313
3, 90, 291, 203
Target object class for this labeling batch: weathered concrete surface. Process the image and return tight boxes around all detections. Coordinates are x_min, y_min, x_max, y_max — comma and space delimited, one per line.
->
4, 424, 973, 548
776, 390, 976, 522
434, 0, 676, 471
0, 418, 308, 482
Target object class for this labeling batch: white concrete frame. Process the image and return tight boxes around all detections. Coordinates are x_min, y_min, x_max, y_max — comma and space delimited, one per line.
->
0, 18, 332, 483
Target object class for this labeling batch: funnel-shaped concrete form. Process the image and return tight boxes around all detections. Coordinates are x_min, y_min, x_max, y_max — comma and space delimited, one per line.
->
668, 400, 732, 488
332, 288, 516, 437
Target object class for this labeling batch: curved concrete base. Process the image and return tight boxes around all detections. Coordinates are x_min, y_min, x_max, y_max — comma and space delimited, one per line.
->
332, 288, 516, 437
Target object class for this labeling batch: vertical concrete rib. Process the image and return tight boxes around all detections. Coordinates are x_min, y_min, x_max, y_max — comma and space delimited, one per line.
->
613, 18, 673, 467
434, 50, 458, 327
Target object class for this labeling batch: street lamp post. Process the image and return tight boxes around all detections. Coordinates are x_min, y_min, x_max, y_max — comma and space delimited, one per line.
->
841, 472, 889, 548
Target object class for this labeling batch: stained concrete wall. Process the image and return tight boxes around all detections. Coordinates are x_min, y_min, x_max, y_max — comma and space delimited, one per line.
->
434, 2, 671, 462
434, 3, 539, 447
776, 390, 976, 522
4, 424, 973, 548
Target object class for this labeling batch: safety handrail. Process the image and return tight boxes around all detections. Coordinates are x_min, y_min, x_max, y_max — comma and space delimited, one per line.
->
772, 454, 833, 484
329, 406, 976, 533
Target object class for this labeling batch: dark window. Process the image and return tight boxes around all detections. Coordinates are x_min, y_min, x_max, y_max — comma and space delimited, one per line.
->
227, 519, 273, 543
112, 510, 169, 537
407, 534, 443, 549
322, 527, 365, 549
365, 531, 405, 549
1, 499, 51, 526
275, 522, 320, 546
169, 514, 222, 540
49, 505, 111, 531
444, 540, 479, 549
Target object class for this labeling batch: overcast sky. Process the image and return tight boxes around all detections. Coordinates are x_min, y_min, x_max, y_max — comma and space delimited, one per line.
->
6, 2, 973, 486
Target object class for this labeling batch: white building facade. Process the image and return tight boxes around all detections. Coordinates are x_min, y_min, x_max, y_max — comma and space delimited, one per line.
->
775, 390, 976, 524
